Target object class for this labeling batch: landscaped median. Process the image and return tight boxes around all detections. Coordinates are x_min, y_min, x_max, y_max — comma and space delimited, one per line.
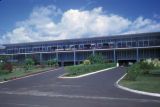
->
117, 59, 160, 96
60, 54, 117, 78
0, 56, 59, 83
0, 66, 58, 83
60, 63, 116, 78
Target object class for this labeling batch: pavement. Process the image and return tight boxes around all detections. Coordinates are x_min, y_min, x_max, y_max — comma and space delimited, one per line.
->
0, 67, 159, 107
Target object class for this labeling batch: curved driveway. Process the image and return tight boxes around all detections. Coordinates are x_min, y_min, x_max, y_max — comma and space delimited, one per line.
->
0, 67, 160, 107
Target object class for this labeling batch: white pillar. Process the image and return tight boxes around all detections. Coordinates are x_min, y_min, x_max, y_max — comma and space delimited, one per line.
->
40, 53, 42, 64
74, 49, 76, 65
92, 48, 95, 56
136, 48, 139, 62
114, 49, 116, 63
56, 51, 58, 61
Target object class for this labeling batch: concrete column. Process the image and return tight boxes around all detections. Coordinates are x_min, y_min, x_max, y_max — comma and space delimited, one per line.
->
92, 48, 95, 56
61, 61, 64, 66
11, 54, 14, 63
78, 61, 80, 65
56, 51, 58, 61
74, 49, 76, 65
24, 53, 27, 59
40, 53, 42, 64
136, 48, 139, 62
113, 49, 116, 63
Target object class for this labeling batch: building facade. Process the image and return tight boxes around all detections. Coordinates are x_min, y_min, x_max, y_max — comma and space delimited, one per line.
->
0, 32, 160, 66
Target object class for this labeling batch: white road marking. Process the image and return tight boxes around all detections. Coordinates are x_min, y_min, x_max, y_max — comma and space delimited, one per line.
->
0, 102, 48, 107
0, 90, 160, 103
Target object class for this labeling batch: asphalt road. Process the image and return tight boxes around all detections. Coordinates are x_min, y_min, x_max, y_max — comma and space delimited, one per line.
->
0, 67, 160, 107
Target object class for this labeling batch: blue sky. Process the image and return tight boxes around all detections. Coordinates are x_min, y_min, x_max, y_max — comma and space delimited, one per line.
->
0, 0, 160, 43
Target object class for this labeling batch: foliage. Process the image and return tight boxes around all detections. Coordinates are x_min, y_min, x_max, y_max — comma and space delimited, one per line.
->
0, 62, 13, 74
149, 69, 160, 75
139, 61, 154, 74
83, 60, 91, 65
24, 58, 35, 71
88, 54, 105, 64
152, 59, 160, 68
125, 63, 141, 81
144, 58, 160, 68
125, 59, 160, 81
25, 58, 35, 66
47, 58, 58, 67
2, 63, 13, 73
0, 62, 3, 70
0, 56, 13, 74
0, 55, 8, 62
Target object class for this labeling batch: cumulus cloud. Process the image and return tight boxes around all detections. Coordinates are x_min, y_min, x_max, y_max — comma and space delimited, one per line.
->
1, 5, 160, 44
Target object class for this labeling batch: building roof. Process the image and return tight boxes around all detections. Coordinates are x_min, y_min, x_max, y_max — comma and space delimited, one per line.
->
2, 32, 160, 46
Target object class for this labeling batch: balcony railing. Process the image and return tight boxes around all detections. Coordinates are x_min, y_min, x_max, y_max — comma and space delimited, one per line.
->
1, 39, 160, 54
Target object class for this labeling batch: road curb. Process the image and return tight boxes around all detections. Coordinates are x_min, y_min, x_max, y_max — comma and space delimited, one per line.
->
115, 73, 160, 97
59, 66, 117, 79
0, 68, 61, 84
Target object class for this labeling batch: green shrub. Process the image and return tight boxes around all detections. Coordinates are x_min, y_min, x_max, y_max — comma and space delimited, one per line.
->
24, 58, 35, 71
0, 62, 3, 70
25, 58, 35, 66
152, 59, 160, 68
125, 63, 141, 81
0, 56, 13, 74
150, 69, 160, 75
88, 54, 105, 64
125, 59, 160, 81
3, 63, 13, 73
47, 59, 58, 67
83, 60, 91, 65
139, 61, 154, 74
0, 56, 8, 63
0, 62, 13, 74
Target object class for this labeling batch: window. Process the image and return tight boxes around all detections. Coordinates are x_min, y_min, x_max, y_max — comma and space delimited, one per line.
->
127, 42, 132, 47
138, 41, 143, 47
121, 42, 126, 48
144, 41, 148, 46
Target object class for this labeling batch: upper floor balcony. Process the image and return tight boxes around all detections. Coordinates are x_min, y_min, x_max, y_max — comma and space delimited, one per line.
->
2, 36, 160, 54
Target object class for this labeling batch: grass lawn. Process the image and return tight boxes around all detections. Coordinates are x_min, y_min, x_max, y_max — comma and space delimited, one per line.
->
65, 63, 116, 77
120, 75, 160, 93
0, 66, 55, 82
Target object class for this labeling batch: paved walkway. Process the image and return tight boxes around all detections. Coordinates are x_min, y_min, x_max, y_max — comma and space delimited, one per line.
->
0, 67, 159, 107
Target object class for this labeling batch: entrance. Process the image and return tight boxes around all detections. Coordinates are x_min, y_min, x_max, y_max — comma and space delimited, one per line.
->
118, 60, 136, 66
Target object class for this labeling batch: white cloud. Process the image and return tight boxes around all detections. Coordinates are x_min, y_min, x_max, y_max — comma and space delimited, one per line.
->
1, 5, 160, 44
126, 16, 160, 34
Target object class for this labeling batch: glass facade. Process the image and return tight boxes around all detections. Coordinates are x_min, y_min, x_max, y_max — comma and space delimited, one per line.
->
0, 32, 160, 65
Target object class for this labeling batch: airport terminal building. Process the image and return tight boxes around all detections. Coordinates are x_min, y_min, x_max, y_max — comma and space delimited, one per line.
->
0, 32, 160, 66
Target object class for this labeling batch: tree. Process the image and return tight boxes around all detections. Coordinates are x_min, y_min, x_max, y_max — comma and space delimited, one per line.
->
0, 55, 8, 63
0, 56, 13, 73
88, 54, 105, 64
24, 58, 35, 71
47, 58, 58, 67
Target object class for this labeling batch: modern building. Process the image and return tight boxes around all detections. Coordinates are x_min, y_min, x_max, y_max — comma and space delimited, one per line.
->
0, 32, 160, 66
